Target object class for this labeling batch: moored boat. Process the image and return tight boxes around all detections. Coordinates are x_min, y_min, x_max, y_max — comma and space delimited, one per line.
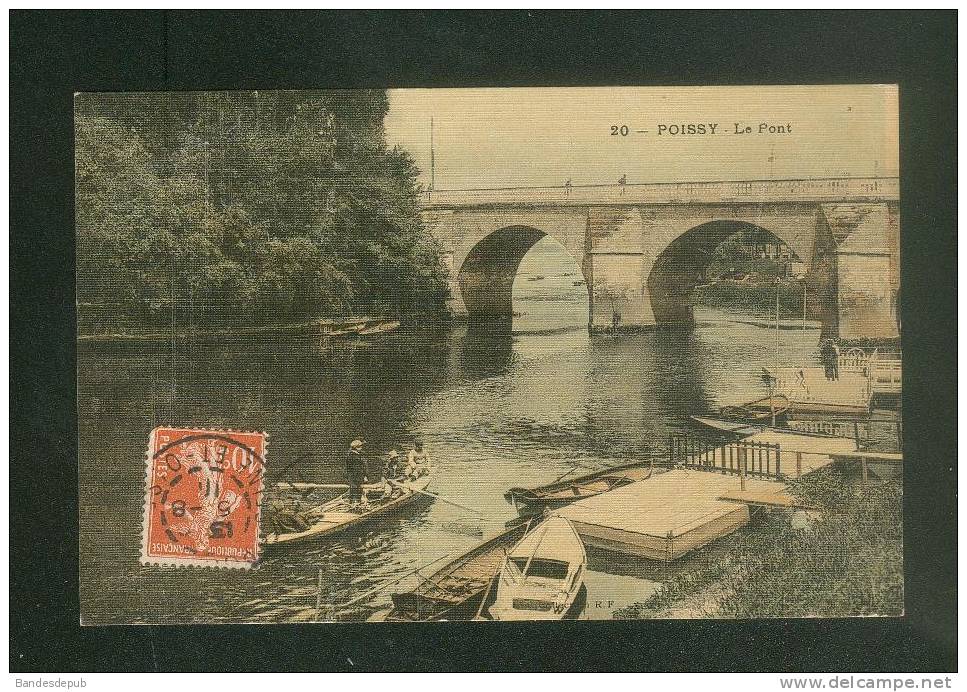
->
718, 394, 791, 425
264, 475, 432, 548
482, 517, 587, 621
504, 460, 660, 509
383, 521, 534, 622
689, 415, 765, 436
690, 414, 850, 440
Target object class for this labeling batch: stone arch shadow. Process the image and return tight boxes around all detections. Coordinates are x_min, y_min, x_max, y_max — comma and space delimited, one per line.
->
646, 220, 809, 327
456, 225, 591, 322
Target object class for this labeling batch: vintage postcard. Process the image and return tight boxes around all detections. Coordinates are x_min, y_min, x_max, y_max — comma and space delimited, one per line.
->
77, 85, 901, 624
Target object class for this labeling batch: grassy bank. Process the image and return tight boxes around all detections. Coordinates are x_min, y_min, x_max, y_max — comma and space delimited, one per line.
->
615, 467, 903, 619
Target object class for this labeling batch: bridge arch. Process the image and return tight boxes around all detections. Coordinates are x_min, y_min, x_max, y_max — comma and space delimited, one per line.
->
645, 219, 810, 326
456, 224, 590, 320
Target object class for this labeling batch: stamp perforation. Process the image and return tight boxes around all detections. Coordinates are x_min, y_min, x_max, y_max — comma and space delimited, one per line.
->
139, 426, 269, 570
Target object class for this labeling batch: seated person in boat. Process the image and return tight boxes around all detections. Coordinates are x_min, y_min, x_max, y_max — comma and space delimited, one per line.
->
383, 449, 405, 480
404, 441, 431, 479
268, 499, 313, 534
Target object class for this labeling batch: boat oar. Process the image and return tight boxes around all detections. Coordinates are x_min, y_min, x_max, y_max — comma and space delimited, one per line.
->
472, 518, 532, 621
473, 551, 507, 621
275, 481, 349, 490
389, 481, 496, 519
548, 463, 584, 485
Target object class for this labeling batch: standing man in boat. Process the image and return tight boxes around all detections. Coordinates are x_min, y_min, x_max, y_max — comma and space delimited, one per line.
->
346, 439, 370, 508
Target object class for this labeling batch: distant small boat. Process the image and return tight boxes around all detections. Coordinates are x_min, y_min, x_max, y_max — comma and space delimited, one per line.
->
357, 320, 400, 337
328, 323, 366, 337
527, 275, 545, 282
483, 517, 587, 621
505, 461, 660, 509
572, 280, 585, 286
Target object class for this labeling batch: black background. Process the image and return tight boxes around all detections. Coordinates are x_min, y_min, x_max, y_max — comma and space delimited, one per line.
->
10, 10, 957, 672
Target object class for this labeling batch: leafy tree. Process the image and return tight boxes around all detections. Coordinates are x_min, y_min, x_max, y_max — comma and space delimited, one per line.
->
75, 90, 449, 331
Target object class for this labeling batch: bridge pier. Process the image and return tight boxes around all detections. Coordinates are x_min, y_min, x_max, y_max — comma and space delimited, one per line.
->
821, 203, 900, 341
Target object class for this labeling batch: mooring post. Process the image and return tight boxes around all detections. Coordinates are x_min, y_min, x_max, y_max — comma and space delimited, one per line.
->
796, 451, 803, 479
853, 421, 861, 449
861, 456, 869, 485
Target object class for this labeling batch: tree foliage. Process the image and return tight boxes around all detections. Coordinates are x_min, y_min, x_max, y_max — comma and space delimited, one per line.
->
75, 91, 449, 330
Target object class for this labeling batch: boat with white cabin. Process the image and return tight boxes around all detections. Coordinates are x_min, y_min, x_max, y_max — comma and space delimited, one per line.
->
483, 516, 587, 621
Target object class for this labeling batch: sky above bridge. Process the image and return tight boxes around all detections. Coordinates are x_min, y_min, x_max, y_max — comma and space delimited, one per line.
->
385, 85, 898, 191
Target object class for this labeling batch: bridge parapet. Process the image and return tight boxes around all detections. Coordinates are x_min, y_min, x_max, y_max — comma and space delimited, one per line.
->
422, 177, 899, 208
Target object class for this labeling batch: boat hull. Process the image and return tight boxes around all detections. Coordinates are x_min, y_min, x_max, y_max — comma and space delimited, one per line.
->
264, 478, 432, 548
384, 522, 534, 622
505, 462, 660, 510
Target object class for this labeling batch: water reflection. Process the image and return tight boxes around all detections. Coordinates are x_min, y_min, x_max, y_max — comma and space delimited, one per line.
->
78, 297, 822, 623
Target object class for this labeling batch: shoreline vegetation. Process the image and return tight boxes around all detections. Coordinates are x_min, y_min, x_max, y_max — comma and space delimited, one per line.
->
614, 466, 903, 619
76, 90, 449, 338
694, 279, 810, 320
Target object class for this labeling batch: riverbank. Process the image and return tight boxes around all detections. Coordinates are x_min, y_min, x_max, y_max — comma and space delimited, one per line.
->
76, 315, 407, 343
614, 466, 903, 619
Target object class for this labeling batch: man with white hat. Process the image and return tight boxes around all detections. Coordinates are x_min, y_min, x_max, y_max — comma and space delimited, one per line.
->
345, 439, 370, 507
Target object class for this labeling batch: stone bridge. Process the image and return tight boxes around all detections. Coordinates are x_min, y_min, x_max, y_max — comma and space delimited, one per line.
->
421, 177, 900, 340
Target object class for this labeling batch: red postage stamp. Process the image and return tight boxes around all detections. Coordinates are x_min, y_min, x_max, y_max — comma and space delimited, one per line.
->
141, 427, 267, 569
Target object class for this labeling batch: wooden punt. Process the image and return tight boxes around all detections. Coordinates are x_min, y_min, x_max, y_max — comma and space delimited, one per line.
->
504, 461, 661, 509
264, 476, 432, 548
383, 521, 534, 622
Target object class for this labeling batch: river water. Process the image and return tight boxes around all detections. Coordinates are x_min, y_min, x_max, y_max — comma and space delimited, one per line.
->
78, 252, 825, 624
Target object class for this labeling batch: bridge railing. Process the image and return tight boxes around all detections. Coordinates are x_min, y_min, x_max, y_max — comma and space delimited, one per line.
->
423, 177, 899, 207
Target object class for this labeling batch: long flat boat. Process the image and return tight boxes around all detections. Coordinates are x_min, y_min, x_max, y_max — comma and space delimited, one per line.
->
383, 521, 534, 622
264, 476, 432, 547
689, 415, 765, 436
690, 414, 858, 440
504, 461, 661, 509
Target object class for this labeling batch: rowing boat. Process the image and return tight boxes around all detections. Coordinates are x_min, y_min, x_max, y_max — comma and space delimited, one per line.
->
719, 394, 791, 424
504, 461, 660, 509
689, 415, 863, 442
689, 415, 764, 436
382, 521, 534, 622
263, 475, 432, 547
483, 517, 587, 621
